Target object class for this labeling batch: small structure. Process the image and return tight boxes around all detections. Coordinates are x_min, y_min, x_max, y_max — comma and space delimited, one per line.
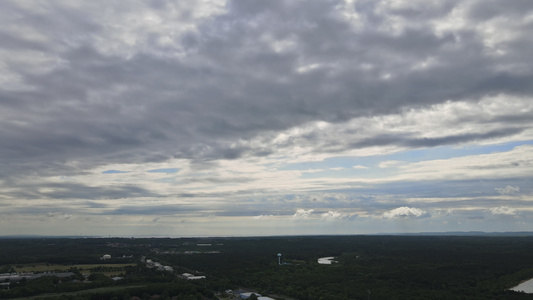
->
240, 292, 261, 299
101, 254, 111, 260
277, 253, 282, 265
239, 292, 275, 300
163, 266, 173, 272
181, 273, 206, 280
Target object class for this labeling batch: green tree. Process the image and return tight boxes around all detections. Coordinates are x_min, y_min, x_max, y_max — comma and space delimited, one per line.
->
249, 293, 259, 300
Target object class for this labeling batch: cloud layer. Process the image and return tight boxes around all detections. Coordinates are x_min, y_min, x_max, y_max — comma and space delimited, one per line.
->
1, 0, 532, 236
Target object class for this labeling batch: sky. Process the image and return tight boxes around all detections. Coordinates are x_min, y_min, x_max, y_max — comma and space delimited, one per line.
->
1, 0, 533, 237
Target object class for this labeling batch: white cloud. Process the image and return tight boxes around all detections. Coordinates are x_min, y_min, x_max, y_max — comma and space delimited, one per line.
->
252, 215, 275, 220
378, 161, 406, 168
352, 165, 368, 169
495, 185, 520, 195
321, 211, 347, 219
384, 145, 533, 183
490, 206, 517, 216
244, 95, 533, 165
383, 206, 427, 219
329, 167, 345, 171
293, 209, 314, 219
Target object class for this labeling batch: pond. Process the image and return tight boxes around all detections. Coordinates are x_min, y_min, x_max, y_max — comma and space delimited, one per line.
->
317, 257, 337, 264
510, 278, 533, 293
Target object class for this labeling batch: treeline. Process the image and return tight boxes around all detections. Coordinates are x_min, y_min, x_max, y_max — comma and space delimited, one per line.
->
0, 265, 214, 300
0, 238, 140, 265
159, 235, 533, 299
0, 273, 109, 298
0, 277, 215, 300
2, 236, 533, 299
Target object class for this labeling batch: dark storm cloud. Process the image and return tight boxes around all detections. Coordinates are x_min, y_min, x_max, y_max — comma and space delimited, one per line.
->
41, 183, 161, 200
110, 204, 204, 216
0, 2, 99, 53
402, 128, 526, 148
6, 204, 81, 215
299, 127, 527, 155
468, 0, 533, 20
4, 182, 161, 200
1, 0, 533, 179
468, 160, 532, 170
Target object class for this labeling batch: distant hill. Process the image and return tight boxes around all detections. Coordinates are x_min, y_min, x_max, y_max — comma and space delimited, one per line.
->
382, 231, 533, 236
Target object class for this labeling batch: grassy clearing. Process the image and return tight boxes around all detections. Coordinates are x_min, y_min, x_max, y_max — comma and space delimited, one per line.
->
14, 263, 136, 275
10, 285, 145, 300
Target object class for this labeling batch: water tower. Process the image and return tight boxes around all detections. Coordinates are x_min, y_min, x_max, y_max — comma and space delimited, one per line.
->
277, 253, 282, 265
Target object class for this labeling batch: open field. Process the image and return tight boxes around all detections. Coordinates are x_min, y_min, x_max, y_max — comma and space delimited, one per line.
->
9, 285, 145, 300
14, 263, 136, 276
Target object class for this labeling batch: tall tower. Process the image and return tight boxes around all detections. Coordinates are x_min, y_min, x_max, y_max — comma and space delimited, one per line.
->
277, 253, 282, 265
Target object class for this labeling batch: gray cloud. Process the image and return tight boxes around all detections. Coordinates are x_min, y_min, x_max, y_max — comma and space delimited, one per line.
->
3, 182, 161, 200
1, 0, 533, 235
339, 128, 525, 150
183, 176, 255, 184
110, 204, 205, 216
2, 0, 533, 180
403, 128, 526, 148
468, 0, 532, 20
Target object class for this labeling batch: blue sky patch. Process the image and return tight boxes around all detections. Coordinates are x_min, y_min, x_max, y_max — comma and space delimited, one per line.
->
102, 170, 129, 174
147, 168, 179, 174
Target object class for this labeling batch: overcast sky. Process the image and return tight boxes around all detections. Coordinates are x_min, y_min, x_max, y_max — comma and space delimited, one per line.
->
1, 0, 532, 237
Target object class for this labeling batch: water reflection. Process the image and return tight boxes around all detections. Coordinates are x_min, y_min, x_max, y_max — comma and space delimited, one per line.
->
510, 278, 533, 293
318, 257, 336, 264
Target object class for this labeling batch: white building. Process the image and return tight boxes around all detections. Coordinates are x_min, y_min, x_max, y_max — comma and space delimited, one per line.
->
181, 273, 206, 280
240, 292, 261, 299
240, 292, 275, 300
163, 266, 173, 272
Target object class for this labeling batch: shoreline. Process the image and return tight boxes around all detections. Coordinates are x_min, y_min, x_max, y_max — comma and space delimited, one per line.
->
510, 278, 533, 293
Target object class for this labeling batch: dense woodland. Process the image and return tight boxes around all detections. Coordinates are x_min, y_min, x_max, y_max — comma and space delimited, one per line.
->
1, 235, 533, 299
